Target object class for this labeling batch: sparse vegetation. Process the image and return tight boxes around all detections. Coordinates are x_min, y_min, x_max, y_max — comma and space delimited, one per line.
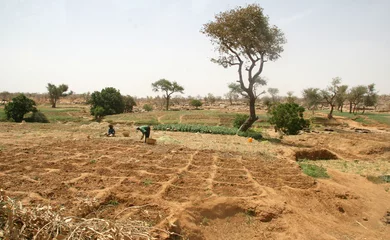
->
299, 162, 330, 178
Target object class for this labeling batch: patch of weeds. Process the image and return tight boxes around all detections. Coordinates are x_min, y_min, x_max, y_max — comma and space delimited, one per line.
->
107, 199, 119, 206
367, 175, 390, 184
143, 179, 153, 186
299, 163, 330, 178
201, 217, 210, 226
244, 208, 256, 225
90, 159, 97, 164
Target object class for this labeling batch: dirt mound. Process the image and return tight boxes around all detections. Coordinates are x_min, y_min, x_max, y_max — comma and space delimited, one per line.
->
295, 149, 338, 161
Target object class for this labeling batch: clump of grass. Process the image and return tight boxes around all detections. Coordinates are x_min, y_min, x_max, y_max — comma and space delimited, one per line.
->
367, 175, 390, 184
143, 179, 153, 186
299, 163, 330, 178
107, 199, 119, 206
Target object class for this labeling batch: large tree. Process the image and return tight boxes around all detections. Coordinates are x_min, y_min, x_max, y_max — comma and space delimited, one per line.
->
46, 83, 71, 108
202, 4, 286, 131
320, 77, 342, 119
151, 79, 184, 111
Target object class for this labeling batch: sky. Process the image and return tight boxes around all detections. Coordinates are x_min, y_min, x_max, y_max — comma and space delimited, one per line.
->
1, 0, 389, 98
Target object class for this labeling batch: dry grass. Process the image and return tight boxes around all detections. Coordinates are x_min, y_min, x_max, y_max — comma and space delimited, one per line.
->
0, 191, 170, 240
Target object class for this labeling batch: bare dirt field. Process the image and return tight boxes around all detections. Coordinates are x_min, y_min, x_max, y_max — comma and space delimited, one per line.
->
0, 116, 389, 239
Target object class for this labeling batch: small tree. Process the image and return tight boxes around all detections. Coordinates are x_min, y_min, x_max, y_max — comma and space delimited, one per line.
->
302, 88, 322, 114
225, 83, 241, 105
151, 79, 184, 111
320, 77, 342, 119
4, 94, 37, 122
143, 104, 153, 112
202, 4, 286, 131
335, 85, 348, 112
268, 103, 309, 135
122, 95, 137, 113
204, 93, 216, 105
190, 99, 203, 109
348, 86, 367, 113
363, 83, 378, 113
89, 87, 124, 119
267, 88, 280, 104
286, 91, 297, 103
47, 83, 71, 108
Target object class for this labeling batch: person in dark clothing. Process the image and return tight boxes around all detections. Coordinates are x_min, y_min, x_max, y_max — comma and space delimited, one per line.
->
107, 124, 115, 137
136, 125, 150, 142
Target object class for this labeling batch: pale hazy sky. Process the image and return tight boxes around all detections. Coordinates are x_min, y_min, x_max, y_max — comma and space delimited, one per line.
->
1, 0, 389, 98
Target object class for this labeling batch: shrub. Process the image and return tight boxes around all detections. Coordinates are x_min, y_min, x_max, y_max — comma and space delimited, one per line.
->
190, 99, 203, 109
89, 87, 125, 119
268, 103, 309, 135
25, 111, 50, 123
92, 106, 105, 120
143, 104, 153, 112
123, 95, 137, 113
233, 114, 249, 128
4, 94, 37, 122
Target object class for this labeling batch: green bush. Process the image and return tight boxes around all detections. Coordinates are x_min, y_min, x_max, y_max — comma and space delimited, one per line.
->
4, 94, 37, 122
25, 111, 50, 123
299, 163, 330, 178
233, 114, 249, 128
268, 103, 309, 135
89, 87, 125, 119
153, 124, 262, 140
190, 99, 203, 109
123, 95, 136, 113
143, 104, 153, 112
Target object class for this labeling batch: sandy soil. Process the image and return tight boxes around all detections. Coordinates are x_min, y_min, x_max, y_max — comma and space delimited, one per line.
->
0, 119, 389, 239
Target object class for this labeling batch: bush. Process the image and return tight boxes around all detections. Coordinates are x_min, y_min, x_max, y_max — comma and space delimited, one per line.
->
268, 103, 309, 135
89, 87, 124, 119
153, 124, 262, 140
25, 111, 49, 123
233, 114, 249, 128
190, 99, 203, 109
143, 104, 153, 112
4, 94, 37, 122
123, 95, 137, 113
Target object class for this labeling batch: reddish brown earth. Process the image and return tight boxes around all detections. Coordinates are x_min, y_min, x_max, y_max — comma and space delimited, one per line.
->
0, 121, 389, 239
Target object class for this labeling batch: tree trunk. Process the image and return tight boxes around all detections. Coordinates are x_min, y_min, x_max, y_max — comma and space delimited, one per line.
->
165, 96, 170, 111
51, 99, 57, 108
362, 106, 365, 114
340, 104, 343, 113
349, 102, 352, 113
328, 104, 334, 119
239, 96, 258, 132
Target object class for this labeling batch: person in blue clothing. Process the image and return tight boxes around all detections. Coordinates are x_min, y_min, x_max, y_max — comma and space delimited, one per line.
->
107, 124, 115, 137
136, 125, 150, 142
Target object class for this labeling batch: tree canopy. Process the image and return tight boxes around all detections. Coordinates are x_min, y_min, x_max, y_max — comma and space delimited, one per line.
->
202, 4, 286, 131
89, 87, 125, 119
47, 83, 71, 108
4, 94, 37, 122
151, 79, 184, 110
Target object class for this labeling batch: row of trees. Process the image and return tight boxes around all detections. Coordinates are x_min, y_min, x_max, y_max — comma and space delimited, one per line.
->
302, 77, 378, 118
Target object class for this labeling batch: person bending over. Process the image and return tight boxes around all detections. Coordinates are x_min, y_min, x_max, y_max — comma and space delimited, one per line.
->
136, 125, 150, 143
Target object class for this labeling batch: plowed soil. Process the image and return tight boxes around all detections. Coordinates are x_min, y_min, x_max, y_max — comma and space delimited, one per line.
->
0, 120, 389, 240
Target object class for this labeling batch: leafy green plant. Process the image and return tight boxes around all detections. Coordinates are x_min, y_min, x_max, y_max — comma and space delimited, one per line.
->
143, 179, 153, 186
153, 124, 262, 140
233, 114, 249, 128
25, 111, 50, 123
89, 87, 125, 119
190, 99, 203, 109
299, 163, 330, 178
268, 103, 309, 135
143, 104, 153, 112
4, 94, 37, 122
